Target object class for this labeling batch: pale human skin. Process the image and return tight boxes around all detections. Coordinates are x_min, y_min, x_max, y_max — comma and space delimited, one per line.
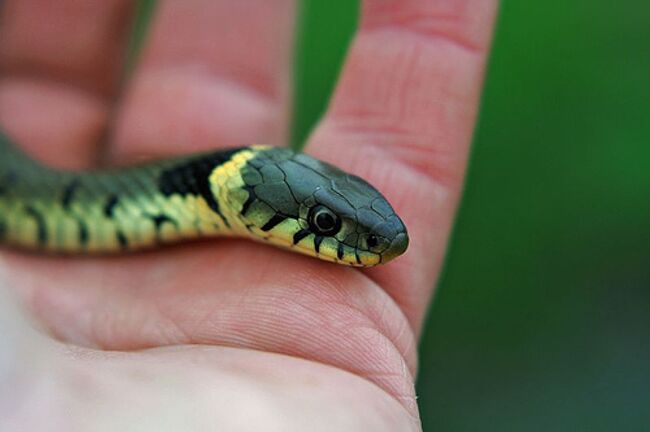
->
0, 1, 497, 430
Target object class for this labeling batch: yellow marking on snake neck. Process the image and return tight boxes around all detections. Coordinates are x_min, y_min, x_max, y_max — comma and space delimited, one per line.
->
209, 147, 262, 236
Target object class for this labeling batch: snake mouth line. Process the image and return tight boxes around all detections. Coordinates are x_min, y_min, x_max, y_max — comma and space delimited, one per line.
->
256, 231, 376, 267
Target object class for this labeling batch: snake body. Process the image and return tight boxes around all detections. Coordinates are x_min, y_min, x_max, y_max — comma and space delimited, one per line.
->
0, 133, 408, 266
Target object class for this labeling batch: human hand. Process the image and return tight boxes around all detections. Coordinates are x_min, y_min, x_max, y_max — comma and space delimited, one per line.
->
0, 1, 497, 430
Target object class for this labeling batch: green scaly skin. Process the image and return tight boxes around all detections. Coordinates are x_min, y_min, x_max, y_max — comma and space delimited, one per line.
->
0, 132, 408, 266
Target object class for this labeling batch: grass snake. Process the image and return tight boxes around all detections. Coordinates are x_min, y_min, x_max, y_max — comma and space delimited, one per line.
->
0, 132, 408, 266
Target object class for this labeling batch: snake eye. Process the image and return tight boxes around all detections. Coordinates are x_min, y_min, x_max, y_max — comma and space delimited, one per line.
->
308, 205, 341, 236
367, 235, 378, 248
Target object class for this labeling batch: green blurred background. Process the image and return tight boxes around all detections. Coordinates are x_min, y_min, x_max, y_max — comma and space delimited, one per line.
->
293, 1, 650, 430
130, 0, 650, 429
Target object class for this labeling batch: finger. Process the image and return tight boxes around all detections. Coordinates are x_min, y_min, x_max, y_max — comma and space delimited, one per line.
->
307, 0, 498, 332
0, 0, 134, 96
4, 344, 418, 431
4, 244, 420, 416
0, 0, 135, 168
1, 275, 416, 431
0, 273, 46, 382
111, 0, 295, 163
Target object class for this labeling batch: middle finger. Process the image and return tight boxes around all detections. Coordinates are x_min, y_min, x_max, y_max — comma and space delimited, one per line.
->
110, 0, 296, 163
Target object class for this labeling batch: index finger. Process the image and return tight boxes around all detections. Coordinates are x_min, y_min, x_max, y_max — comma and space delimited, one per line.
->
0, 0, 135, 168
307, 0, 498, 332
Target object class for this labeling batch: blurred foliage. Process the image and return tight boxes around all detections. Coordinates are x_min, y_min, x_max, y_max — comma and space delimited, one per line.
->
125, 0, 158, 75
295, 1, 650, 431
291, 0, 358, 147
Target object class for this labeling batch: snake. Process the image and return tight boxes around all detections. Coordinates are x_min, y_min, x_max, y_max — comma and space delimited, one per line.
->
0, 132, 408, 266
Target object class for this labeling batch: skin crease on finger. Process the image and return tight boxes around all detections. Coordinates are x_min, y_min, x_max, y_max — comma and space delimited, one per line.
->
0, 0, 498, 428
0, 284, 419, 432
1, 241, 421, 413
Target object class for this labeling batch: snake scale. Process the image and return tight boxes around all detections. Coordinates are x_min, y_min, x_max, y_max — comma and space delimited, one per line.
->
0, 132, 408, 266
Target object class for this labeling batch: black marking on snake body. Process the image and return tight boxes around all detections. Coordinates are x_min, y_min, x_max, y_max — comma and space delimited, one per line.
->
355, 249, 362, 265
240, 184, 257, 216
103, 194, 119, 217
150, 214, 176, 230
0, 172, 17, 196
197, 172, 231, 227
116, 231, 128, 249
293, 229, 311, 245
158, 149, 243, 228
0, 219, 6, 241
314, 235, 324, 254
61, 180, 80, 209
261, 213, 286, 232
78, 220, 89, 246
337, 243, 345, 260
25, 206, 47, 246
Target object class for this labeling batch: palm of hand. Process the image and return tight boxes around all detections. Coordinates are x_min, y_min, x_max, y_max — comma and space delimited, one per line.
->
0, 1, 496, 430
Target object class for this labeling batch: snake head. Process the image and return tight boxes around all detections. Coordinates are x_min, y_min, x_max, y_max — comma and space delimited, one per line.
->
226, 147, 408, 267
